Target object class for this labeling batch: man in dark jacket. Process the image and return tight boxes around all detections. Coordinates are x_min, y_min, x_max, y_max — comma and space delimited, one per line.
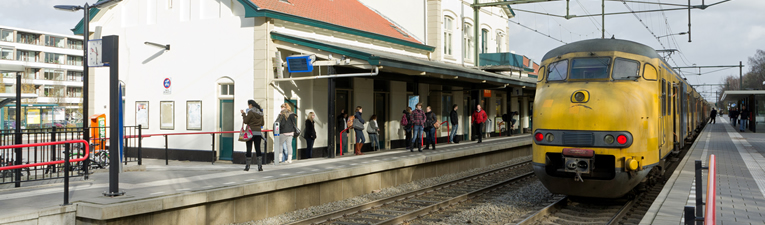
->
740, 106, 749, 132
410, 103, 426, 152
709, 108, 717, 124
450, 105, 459, 143
731, 108, 739, 125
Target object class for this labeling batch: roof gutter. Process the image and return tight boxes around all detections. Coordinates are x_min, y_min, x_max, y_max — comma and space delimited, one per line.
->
270, 67, 379, 84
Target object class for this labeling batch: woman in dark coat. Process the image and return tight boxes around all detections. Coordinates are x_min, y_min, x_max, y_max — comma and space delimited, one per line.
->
241, 100, 264, 171
304, 112, 317, 158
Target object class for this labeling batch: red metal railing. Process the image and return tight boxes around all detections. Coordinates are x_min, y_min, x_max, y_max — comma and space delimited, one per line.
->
0, 140, 88, 205
705, 154, 717, 225
339, 127, 351, 156
0, 140, 89, 171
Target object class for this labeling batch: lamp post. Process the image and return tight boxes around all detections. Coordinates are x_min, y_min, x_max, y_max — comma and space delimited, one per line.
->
54, 0, 121, 146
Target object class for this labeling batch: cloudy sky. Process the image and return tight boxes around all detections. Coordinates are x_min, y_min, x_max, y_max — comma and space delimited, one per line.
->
2, 0, 762, 101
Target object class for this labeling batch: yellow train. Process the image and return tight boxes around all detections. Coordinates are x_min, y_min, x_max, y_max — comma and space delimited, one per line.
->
532, 38, 711, 198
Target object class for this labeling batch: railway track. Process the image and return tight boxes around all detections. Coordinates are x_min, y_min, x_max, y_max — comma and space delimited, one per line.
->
285, 160, 534, 225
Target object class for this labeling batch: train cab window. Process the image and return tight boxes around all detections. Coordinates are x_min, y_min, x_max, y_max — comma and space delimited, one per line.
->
570, 57, 610, 80
547, 60, 568, 81
613, 58, 640, 80
643, 64, 658, 80
537, 66, 545, 82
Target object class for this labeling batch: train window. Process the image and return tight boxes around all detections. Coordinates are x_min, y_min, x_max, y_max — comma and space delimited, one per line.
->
643, 64, 658, 80
570, 57, 610, 80
537, 66, 545, 82
613, 58, 640, 80
547, 60, 568, 81
661, 79, 666, 115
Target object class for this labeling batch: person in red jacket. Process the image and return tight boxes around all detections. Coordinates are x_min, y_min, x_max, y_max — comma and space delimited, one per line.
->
472, 104, 488, 143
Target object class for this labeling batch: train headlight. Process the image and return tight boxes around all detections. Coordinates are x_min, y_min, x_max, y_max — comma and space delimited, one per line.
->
604, 135, 615, 144
545, 133, 555, 142
535, 133, 544, 142
574, 92, 585, 102
617, 135, 628, 145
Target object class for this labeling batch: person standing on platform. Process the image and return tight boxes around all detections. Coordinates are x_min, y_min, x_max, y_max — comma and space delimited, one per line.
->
367, 115, 380, 151
353, 106, 366, 155
731, 107, 739, 125
410, 103, 426, 152
401, 107, 412, 150
472, 104, 488, 143
424, 106, 437, 150
449, 104, 459, 143
304, 112, 317, 158
709, 108, 717, 124
337, 109, 348, 155
740, 105, 749, 132
241, 100, 264, 171
276, 103, 298, 164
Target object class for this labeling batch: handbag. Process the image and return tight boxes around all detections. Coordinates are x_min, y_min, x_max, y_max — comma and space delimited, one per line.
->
353, 118, 364, 130
288, 115, 301, 137
238, 124, 254, 142
434, 120, 440, 128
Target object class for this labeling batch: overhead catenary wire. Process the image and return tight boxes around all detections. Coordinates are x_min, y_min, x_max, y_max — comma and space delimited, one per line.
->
509, 19, 567, 44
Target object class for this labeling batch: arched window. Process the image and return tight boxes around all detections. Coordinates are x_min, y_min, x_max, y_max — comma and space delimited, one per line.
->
463, 23, 473, 60
443, 16, 453, 56
481, 29, 489, 54
496, 31, 505, 53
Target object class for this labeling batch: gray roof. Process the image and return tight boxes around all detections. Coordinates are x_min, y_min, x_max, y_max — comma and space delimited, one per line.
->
542, 39, 662, 62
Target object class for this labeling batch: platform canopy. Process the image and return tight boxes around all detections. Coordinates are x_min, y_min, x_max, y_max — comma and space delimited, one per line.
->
720, 90, 765, 103
0, 93, 38, 108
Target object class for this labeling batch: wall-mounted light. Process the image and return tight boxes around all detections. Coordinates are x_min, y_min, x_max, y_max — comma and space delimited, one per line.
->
145, 41, 170, 50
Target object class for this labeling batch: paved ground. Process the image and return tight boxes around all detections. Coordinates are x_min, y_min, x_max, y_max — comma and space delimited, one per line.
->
0, 134, 530, 219
642, 119, 765, 225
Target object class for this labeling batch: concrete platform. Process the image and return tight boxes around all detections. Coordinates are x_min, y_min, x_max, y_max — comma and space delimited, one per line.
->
641, 119, 765, 225
0, 135, 531, 225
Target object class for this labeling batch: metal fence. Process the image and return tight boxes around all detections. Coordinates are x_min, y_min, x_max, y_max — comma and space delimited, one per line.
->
0, 126, 141, 185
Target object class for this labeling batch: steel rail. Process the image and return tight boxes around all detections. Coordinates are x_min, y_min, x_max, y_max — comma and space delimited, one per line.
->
378, 171, 535, 225
284, 160, 533, 225
517, 197, 567, 225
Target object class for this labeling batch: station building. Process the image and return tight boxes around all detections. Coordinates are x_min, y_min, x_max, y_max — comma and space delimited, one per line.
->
0, 25, 85, 129
79, 0, 538, 162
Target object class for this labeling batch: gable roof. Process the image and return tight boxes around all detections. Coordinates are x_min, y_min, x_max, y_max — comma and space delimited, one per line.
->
248, 0, 420, 44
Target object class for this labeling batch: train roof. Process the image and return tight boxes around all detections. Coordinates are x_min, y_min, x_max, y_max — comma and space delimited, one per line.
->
541, 39, 662, 62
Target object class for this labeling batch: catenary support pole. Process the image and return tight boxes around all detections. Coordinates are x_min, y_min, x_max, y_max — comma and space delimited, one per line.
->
83, 4, 90, 147
474, 0, 480, 66
739, 61, 743, 90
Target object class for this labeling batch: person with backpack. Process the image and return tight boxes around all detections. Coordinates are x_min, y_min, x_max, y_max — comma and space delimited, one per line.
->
241, 100, 264, 171
410, 103, 426, 152
401, 107, 412, 150
424, 106, 437, 150
352, 106, 366, 155
450, 105, 459, 143
367, 115, 380, 151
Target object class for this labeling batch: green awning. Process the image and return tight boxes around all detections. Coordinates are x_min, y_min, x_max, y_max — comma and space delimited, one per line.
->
271, 32, 536, 88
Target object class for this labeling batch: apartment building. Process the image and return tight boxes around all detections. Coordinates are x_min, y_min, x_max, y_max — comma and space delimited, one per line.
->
0, 26, 84, 129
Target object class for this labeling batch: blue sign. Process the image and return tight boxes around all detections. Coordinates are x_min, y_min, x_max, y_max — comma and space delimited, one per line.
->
163, 78, 171, 88
286, 55, 313, 73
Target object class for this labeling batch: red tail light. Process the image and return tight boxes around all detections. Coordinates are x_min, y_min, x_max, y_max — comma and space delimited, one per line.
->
535, 133, 544, 142
617, 135, 627, 144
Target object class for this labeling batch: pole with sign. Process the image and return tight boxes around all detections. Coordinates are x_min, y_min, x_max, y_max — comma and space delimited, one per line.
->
163, 78, 172, 95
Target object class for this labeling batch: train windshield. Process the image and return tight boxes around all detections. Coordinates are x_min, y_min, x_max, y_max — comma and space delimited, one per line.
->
613, 58, 640, 80
570, 57, 611, 80
547, 59, 568, 81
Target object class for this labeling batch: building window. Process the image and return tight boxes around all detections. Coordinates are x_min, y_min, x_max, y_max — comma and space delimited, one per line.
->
67, 87, 82, 98
0, 29, 13, 42
220, 84, 234, 96
45, 53, 65, 64
44, 69, 64, 81
67, 55, 82, 66
16, 50, 38, 62
16, 32, 40, 45
481, 29, 489, 54
443, 16, 453, 56
463, 23, 473, 60
0, 47, 13, 60
67, 39, 83, 50
496, 31, 504, 53
67, 71, 83, 82
45, 36, 66, 48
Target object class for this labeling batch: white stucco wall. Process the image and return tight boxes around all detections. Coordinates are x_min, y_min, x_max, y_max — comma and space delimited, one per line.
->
90, 0, 255, 152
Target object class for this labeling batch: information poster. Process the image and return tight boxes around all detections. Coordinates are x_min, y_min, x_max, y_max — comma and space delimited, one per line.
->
136, 101, 149, 129
27, 109, 40, 124
186, 101, 202, 130
160, 101, 174, 130
408, 95, 419, 110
